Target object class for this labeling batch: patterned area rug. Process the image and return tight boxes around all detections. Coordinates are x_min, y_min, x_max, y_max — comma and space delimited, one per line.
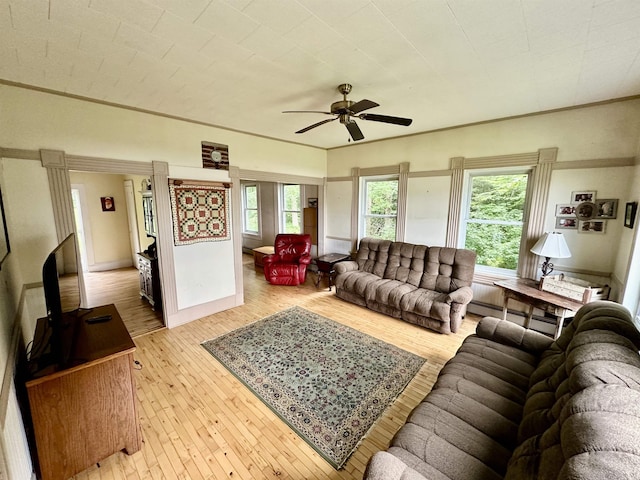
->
201, 306, 426, 469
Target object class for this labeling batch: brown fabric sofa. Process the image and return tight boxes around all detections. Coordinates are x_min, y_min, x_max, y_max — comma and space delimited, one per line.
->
334, 238, 477, 334
364, 301, 640, 480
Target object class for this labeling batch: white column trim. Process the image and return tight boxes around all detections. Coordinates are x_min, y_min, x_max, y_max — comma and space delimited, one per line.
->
446, 157, 464, 248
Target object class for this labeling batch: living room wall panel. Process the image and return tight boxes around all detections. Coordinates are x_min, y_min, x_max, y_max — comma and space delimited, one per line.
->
405, 176, 450, 247
325, 180, 352, 254
1, 158, 57, 283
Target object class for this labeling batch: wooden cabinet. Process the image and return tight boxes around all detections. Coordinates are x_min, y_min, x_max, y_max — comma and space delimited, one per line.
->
141, 191, 156, 237
303, 207, 317, 244
138, 251, 161, 310
26, 304, 141, 480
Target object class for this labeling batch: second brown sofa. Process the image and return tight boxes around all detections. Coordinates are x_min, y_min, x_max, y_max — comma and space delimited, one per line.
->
334, 238, 476, 334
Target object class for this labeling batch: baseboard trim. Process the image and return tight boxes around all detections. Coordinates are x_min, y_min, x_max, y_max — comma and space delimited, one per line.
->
88, 259, 134, 272
166, 294, 242, 329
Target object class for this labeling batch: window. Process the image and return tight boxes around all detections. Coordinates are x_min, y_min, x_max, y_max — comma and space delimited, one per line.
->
242, 184, 259, 235
461, 172, 529, 272
361, 177, 398, 241
281, 184, 301, 233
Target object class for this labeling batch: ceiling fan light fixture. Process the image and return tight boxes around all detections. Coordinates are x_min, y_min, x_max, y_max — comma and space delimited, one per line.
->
283, 83, 413, 141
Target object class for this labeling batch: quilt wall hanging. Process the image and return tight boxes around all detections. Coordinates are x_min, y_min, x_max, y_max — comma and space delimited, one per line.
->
169, 182, 231, 245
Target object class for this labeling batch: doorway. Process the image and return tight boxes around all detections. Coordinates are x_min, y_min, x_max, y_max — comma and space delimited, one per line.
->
70, 171, 164, 337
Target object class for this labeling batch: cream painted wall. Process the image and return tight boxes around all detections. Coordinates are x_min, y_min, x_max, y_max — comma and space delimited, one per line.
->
1, 158, 57, 283
0, 85, 327, 177
70, 172, 134, 269
327, 100, 640, 177
405, 176, 451, 246
618, 163, 640, 313
546, 167, 633, 274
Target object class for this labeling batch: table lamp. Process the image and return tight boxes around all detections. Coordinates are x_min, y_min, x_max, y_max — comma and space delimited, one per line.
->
530, 232, 571, 277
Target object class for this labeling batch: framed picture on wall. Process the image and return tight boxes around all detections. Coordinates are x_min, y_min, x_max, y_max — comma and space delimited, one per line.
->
624, 202, 638, 229
571, 191, 596, 204
594, 199, 618, 219
101, 196, 115, 212
0, 188, 10, 270
578, 220, 606, 234
555, 217, 577, 229
555, 204, 576, 217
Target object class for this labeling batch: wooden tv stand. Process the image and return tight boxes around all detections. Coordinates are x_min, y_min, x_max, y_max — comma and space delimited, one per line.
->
25, 304, 141, 480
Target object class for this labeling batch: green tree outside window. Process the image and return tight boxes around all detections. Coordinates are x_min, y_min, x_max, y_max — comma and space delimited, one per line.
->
464, 174, 528, 270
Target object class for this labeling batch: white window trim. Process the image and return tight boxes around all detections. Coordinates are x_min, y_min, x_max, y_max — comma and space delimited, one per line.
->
459, 167, 532, 276
279, 183, 302, 234
359, 174, 400, 242
242, 183, 260, 237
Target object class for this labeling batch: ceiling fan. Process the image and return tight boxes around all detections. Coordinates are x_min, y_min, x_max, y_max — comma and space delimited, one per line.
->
283, 83, 413, 142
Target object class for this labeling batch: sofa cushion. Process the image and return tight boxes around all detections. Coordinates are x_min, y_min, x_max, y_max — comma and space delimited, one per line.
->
365, 279, 418, 310
420, 247, 476, 294
383, 242, 427, 287
354, 237, 392, 277
399, 289, 451, 323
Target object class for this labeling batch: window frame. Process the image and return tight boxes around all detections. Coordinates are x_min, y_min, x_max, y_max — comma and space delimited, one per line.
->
279, 183, 302, 234
359, 174, 400, 242
242, 183, 260, 236
459, 168, 532, 276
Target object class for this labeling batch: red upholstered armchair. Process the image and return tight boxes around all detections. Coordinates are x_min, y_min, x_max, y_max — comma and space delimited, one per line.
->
263, 234, 312, 286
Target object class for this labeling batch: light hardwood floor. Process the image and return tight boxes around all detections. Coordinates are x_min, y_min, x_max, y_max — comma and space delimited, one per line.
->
83, 268, 164, 338
72, 256, 480, 480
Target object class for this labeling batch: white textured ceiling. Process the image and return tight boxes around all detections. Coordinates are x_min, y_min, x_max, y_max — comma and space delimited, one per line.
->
2, 0, 640, 149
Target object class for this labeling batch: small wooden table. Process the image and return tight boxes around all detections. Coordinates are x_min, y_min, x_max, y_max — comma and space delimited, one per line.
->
252, 246, 274, 268
314, 253, 350, 291
494, 278, 584, 339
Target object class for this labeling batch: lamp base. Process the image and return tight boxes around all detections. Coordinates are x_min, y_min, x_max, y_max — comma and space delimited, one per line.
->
540, 257, 554, 276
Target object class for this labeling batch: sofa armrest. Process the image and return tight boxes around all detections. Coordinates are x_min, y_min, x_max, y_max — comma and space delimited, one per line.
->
445, 286, 474, 305
364, 452, 428, 480
334, 260, 358, 274
299, 254, 312, 265
476, 316, 554, 353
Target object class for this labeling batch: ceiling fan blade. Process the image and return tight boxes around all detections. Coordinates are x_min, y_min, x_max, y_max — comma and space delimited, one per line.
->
345, 121, 364, 141
359, 113, 413, 126
348, 99, 379, 114
295, 117, 337, 134
283, 110, 333, 115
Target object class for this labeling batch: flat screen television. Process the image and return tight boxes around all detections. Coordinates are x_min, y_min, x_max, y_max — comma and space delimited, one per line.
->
42, 232, 81, 368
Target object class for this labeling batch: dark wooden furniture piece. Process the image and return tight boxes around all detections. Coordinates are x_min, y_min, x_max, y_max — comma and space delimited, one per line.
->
25, 304, 141, 480
494, 278, 584, 339
138, 251, 161, 310
303, 207, 317, 244
315, 253, 350, 291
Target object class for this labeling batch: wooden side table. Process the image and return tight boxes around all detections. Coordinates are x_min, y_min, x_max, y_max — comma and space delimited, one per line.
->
314, 253, 350, 291
494, 278, 584, 339
252, 246, 274, 268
